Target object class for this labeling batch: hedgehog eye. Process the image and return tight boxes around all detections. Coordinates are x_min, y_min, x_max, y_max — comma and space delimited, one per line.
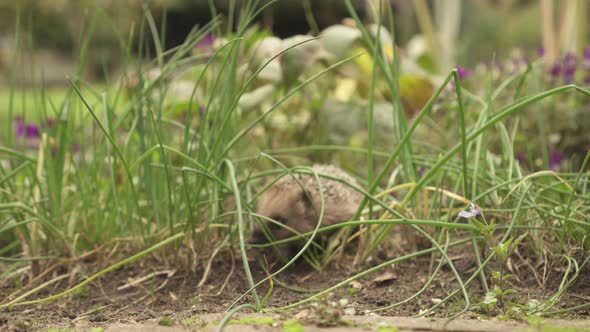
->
269, 215, 287, 229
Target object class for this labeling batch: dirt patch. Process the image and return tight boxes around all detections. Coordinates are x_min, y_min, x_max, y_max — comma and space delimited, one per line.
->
1, 242, 589, 331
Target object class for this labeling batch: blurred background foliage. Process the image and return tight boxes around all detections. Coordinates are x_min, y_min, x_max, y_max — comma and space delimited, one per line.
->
0, 0, 588, 168
1, 0, 587, 82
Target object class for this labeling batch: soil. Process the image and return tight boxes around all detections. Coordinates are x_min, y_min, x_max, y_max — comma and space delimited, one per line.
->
1, 241, 589, 331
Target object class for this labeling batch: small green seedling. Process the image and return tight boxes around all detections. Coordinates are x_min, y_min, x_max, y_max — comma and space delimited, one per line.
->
158, 316, 174, 326
307, 293, 355, 327
459, 202, 529, 317
228, 317, 275, 326
376, 327, 399, 332
283, 319, 304, 332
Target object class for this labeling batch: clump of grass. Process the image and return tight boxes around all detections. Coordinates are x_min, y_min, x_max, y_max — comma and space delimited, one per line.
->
158, 315, 174, 326
282, 319, 304, 332
181, 316, 205, 328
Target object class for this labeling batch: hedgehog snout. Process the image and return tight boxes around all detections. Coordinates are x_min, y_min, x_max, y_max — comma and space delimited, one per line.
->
250, 215, 288, 244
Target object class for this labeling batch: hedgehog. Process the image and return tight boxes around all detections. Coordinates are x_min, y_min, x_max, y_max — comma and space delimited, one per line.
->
251, 164, 363, 250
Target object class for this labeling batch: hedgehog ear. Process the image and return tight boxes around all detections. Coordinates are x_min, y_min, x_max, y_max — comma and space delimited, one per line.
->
299, 189, 314, 208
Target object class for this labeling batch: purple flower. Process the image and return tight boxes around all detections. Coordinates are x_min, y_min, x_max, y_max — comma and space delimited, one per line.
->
563, 69, 575, 84
564, 52, 576, 65
25, 124, 40, 138
549, 63, 561, 77
14, 117, 49, 139
563, 52, 577, 84
458, 202, 481, 219
583, 47, 590, 68
516, 152, 527, 166
549, 151, 564, 171
44, 118, 55, 130
583, 47, 590, 83
456, 66, 470, 80
195, 33, 214, 52
14, 117, 58, 151
548, 62, 561, 85
537, 47, 545, 57
14, 117, 24, 137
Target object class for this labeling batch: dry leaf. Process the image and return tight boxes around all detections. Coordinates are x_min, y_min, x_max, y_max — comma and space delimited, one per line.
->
369, 271, 397, 286
295, 309, 310, 319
